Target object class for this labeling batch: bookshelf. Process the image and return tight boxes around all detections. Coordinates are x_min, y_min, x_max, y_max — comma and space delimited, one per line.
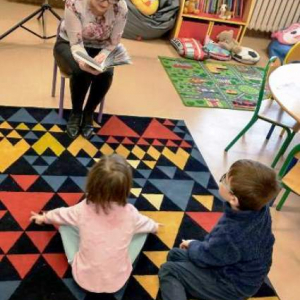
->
172, 0, 256, 44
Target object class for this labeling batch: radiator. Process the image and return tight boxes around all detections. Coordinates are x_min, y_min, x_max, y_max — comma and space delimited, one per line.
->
248, 0, 300, 32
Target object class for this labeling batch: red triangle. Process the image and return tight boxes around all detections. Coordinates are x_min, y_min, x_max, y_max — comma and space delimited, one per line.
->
0, 232, 22, 253
0, 254, 3, 262
8, 254, 39, 278
152, 139, 163, 146
180, 140, 192, 148
43, 254, 69, 278
0, 192, 54, 230
26, 231, 56, 253
0, 210, 7, 219
98, 116, 139, 137
163, 119, 175, 126
58, 193, 84, 206
142, 119, 181, 140
10, 175, 39, 191
137, 138, 149, 145
122, 137, 134, 145
166, 140, 178, 147
187, 212, 223, 233
106, 136, 119, 144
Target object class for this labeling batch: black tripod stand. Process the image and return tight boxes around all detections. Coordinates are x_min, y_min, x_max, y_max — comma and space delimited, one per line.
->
0, 0, 61, 41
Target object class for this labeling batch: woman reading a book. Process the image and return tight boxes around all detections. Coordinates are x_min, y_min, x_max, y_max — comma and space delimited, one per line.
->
54, 0, 127, 139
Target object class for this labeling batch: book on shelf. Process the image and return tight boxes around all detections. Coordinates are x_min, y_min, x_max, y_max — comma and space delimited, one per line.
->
74, 44, 131, 73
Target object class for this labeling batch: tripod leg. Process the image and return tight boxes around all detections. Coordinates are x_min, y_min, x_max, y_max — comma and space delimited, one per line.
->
48, 7, 62, 21
0, 7, 44, 40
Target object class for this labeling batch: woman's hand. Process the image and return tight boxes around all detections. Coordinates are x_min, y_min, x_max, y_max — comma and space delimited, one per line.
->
30, 211, 46, 225
179, 239, 194, 250
78, 61, 100, 76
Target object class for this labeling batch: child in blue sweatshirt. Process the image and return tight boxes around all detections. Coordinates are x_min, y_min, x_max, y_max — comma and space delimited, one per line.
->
159, 159, 280, 300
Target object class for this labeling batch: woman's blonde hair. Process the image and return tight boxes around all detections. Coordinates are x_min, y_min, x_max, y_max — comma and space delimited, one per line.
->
86, 154, 132, 213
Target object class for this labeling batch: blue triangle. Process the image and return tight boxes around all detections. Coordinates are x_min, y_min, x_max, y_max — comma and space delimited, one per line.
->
24, 155, 38, 165
42, 156, 57, 165
42, 176, 68, 192
63, 279, 86, 300
184, 133, 193, 141
186, 171, 210, 188
0, 174, 8, 184
191, 149, 207, 166
133, 178, 147, 188
114, 282, 128, 300
24, 131, 38, 140
176, 120, 185, 127
208, 188, 221, 199
77, 157, 92, 167
70, 176, 86, 191
8, 108, 38, 124
41, 110, 67, 125
128, 198, 137, 205
157, 166, 177, 179
0, 281, 21, 300
32, 165, 48, 175
149, 179, 194, 210
137, 169, 151, 179
174, 126, 184, 133
0, 115, 3, 121
91, 135, 104, 143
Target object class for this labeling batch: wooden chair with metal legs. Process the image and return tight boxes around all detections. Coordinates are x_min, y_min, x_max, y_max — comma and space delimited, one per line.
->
275, 143, 300, 211
225, 56, 299, 168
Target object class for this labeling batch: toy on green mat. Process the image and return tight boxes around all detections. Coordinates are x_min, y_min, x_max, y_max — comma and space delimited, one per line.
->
206, 63, 228, 74
226, 89, 238, 95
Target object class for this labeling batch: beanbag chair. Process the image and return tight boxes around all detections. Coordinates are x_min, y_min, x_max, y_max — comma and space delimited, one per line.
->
271, 23, 300, 45
171, 38, 207, 60
130, 0, 159, 16
268, 40, 292, 63
123, 0, 180, 40
232, 46, 260, 64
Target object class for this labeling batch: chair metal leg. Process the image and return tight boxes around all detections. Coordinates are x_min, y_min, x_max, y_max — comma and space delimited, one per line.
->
276, 188, 291, 211
271, 130, 296, 168
59, 77, 65, 118
266, 124, 275, 140
225, 117, 257, 152
51, 62, 58, 97
97, 98, 105, 124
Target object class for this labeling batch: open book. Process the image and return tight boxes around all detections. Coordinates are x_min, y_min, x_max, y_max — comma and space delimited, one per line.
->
74, 44, 131, 72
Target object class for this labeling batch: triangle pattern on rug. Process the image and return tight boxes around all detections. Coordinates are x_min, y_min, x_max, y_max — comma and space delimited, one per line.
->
143, 251, 168, 268
186, 171, 210, 188
0, 232, 22, 253
0, 281, 21, 300
193, 195, 214, 211
10, 175, 39, 191
26, 231, 56, 253
142, 194, 164, 210
42, 176, 68, 192
41, 110, 67, 125
142, 119, 181, 140
58, 193, 84, 206
8, 108, 38, 124
43, 254, 69, 278
63, 278, 86, 300
134, 275, 159, 300
7, 254, 39, 278
187, 212, 223, 233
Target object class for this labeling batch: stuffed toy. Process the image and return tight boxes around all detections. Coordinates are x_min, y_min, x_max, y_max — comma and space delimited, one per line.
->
271, 23, 300, 45
183, 0, 200, 14
130, 0, 159, 16
219, 3, 233, 19
217, 30, 241, 54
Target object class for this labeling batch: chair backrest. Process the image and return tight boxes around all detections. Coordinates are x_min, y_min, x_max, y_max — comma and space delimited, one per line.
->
254, 56, 281, 115
283, 42, 300, 64
279, 143, 300, 178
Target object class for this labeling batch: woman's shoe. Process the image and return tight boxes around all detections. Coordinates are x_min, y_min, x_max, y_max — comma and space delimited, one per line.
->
81, 112, 94, 139
66, 112, 82, 139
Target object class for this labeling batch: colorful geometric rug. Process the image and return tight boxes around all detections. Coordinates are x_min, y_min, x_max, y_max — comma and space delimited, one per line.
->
159, 56, 265, 110
0, 106, 279, 300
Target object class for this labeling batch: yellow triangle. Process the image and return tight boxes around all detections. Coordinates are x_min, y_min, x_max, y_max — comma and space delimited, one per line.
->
116, 144, 130, 158
193, 195, 214, 211
162, 148, 189, 170
144, 251, 168, 268
127, 160, 140, 169
142, 194, 164, 210
7, 130, 22, 139
131, 188, 142, 197
49, 125, 63, 132
100, 143, 114, 155
143, 160, 156, 169
0, 132, 3, 137
16, 123, 29, 130
0, 121, 13, 129
93, 121, 101, 128
142, 212, 184, 248
32, 123, 47, 131
134, 275, 159, 299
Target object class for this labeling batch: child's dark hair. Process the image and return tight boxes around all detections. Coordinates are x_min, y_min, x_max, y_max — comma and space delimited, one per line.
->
86, 154, 132, 213
228, 159, 280, 211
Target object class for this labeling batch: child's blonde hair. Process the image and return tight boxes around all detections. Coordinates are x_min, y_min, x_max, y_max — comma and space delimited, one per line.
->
228, 159, 280, 211
86, 154, 132, 213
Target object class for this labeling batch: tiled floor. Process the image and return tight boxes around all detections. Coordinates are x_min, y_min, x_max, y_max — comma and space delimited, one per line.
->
0, 1, 299, 299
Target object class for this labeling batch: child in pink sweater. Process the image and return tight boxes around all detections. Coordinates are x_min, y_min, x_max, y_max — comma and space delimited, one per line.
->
30, 154, 159, 293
